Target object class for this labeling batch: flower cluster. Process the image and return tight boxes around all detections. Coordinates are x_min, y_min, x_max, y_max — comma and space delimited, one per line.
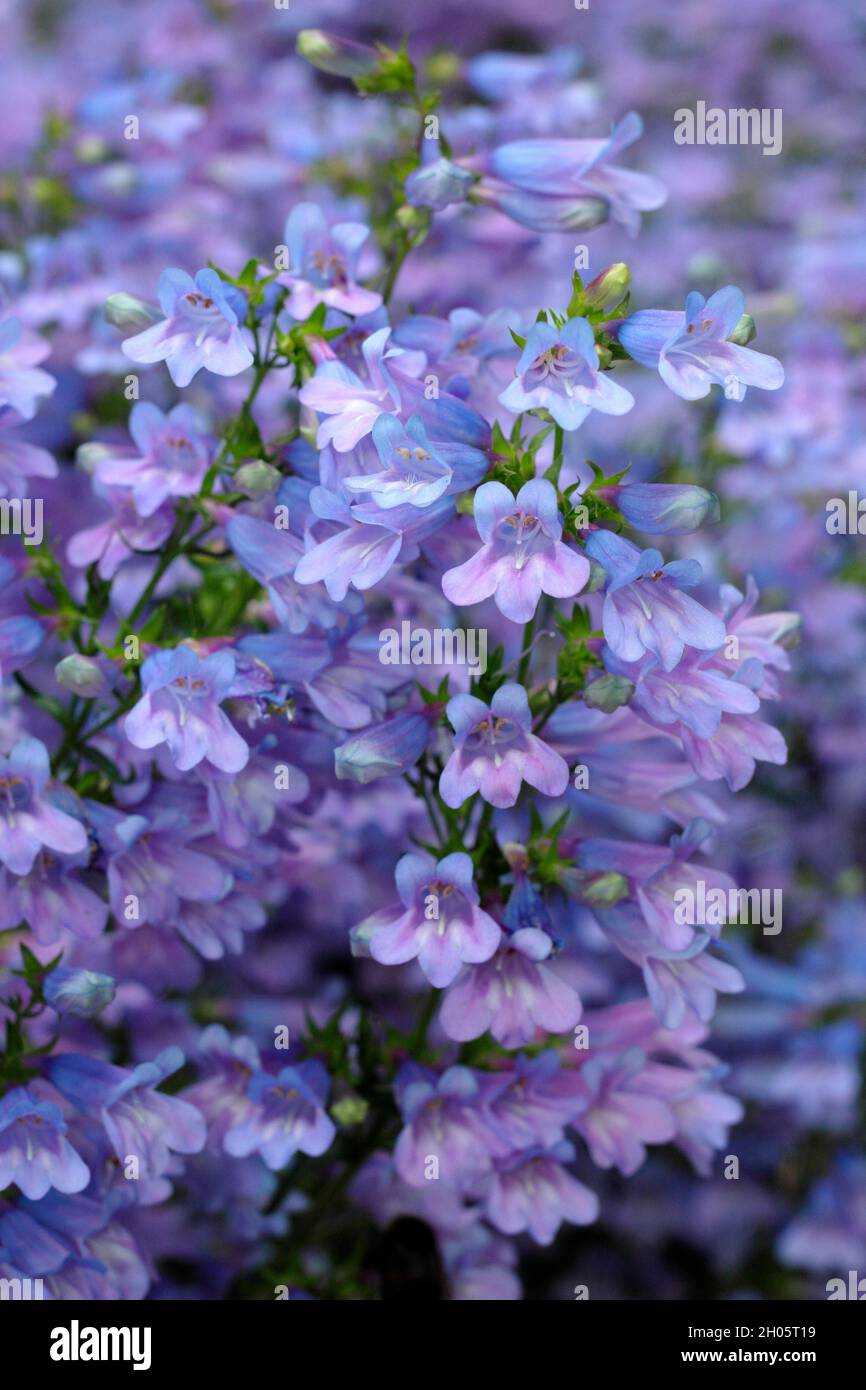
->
0, 0, 861, 1305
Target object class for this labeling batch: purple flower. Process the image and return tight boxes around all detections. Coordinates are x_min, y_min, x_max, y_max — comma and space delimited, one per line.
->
440, 927, 582, 1047
67, 481, 175, 580
279, 202, 382, 319
571, 1049, 677, 1174
499, 318, 634, 430
618, 286, 784, 401
297, 326, 404, 452
488, 112, 667, 235
0, 423, 57, 496
124, 646, 250, 774
182, 1025, 261, 1151
121, 268, 254, 387
0, 1088, 90, 1199
440, 683, 569, 809
585, 529, 726, 671
0, 738, 88, 875
89, 804, 231, 927
0, 317, 55, 420
442, 479, 590, 624
484, 1053, 587, 1150
93, 402, 214, 515
342, 413, 452, 509
223, 1061, 336, 1168
354, 851, 501, 987
393, 1065, 507, 1189
483, 1142, 599, 1244
48, 1047, 206, 1179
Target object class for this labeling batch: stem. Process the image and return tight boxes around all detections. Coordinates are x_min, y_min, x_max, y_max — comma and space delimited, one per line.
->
517, 613, 537, 686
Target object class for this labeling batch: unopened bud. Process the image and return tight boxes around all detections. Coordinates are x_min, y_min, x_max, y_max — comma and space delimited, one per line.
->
235, 461, 281, 497
728, 313, 756, 346
54, 653, 106, 697
296, 29, 379, 80
583, 262, 632, 315
104, 292, 160, 332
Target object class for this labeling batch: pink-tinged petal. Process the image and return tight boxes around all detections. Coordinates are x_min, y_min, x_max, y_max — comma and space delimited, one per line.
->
441, 544, 500, 608
492, 558, 545, 624
478, 757, 525, 808
521, 735, 570, 798
439, 750, 482, 809
417, 931, 464, 987
540, 543, 590, 599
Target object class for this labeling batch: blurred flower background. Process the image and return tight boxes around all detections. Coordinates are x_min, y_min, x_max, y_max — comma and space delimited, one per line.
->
0, 0, 864, 1300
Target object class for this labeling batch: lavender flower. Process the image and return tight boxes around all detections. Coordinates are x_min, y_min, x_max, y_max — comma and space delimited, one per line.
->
499, 318, 634, 429
354, 850, 501, 987
121, 268, 254, 387
618, 287, 784, 401
440, 683, 569, 809
124, 646, 250, 774
442, 478, 590, 623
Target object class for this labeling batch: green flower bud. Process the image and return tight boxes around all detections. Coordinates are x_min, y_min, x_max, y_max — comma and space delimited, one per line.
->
104, 292, 159, 332
55, 654, 107, 697
583, 262, 632, 315
728, 313, 757, 346
584, 673, 634, 713
235, 461, 281, 497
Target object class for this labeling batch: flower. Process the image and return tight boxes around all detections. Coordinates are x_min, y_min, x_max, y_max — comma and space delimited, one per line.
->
0, 317, 55, 420
66, 481, 175, 580
342, 413, 453, 509
499, 317, 634, 430
279, 202, 382, 318
440, 683, 569, 809
0, 737, 87, 875
487, 112, 667, 235
0, 1088, 90, 1199
121, 267, 254, 387
393, 1065, 508, 1189
124, 646, 250, 774
442, 478, 590, 623
483, 1142, 599, 1243
354, 850, 501, 987
439, 927, 582, 1047
223, 1061, 336, 1168
48, 1047, 206, 1179
617, 286, 784, 401
93, 401, 213, 514
585, 529, 726, 672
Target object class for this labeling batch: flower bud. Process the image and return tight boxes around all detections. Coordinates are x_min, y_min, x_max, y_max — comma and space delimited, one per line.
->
104, 292, 160, 332
296, 29, 379, 80
728, 313, 756, 346
234, 461, 281, 497
335, 710, 431, 784
583, 263, 632, 315
54, 653, 107, 697
584, 673, 634, 713
596, 483, 720, 535
405, 158, 474, 212
44, 967, 115, 1018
